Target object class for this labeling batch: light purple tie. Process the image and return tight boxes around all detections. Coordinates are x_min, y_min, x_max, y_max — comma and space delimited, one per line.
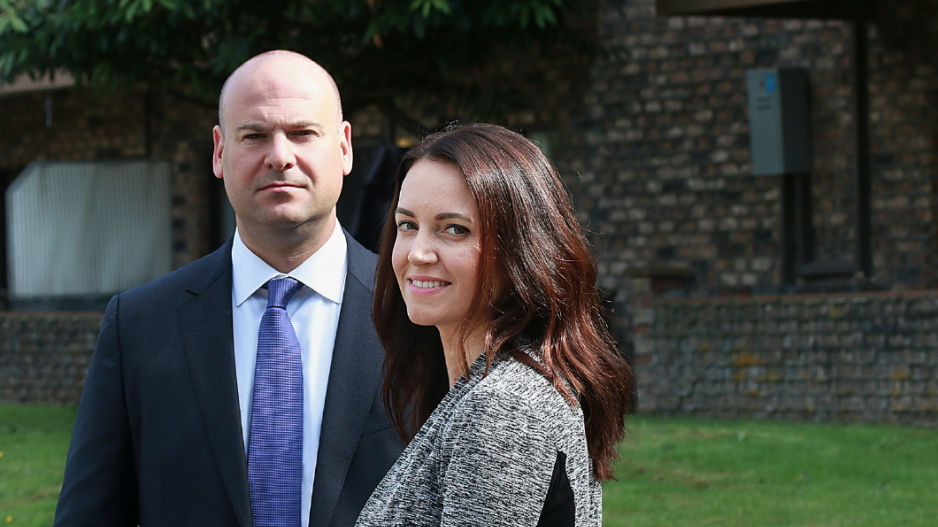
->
248, 277, 304, 527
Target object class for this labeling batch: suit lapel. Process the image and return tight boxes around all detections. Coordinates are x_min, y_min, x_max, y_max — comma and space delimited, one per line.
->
178, 241, 253, 527
309, 236, 384, 527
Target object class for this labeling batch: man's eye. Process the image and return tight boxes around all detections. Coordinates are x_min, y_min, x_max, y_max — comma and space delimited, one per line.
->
243, 133, 265, 140
444, 225, 469, 235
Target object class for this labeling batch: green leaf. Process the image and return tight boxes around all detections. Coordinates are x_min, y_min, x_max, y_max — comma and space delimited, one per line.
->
534, 6, 546, 28
10, 14, 26, 31
431, 0, 451, 15
0, 0, 605, 122
0, 3, 30, 34
362, 19, 380, 43
533, 4, 557, 28
412, 10, 425, 39
0, 53, 13, 81
542, 7, 556, 26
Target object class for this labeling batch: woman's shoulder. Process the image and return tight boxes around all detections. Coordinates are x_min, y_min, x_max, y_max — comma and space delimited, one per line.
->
436, 354, 585, 468
451, 353, 582, 434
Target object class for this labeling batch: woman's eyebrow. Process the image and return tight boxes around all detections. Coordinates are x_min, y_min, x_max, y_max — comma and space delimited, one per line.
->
435, 212, 472, 222
395, 208, 472, 222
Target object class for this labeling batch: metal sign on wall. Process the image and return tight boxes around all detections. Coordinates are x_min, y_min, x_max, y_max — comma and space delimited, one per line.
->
746, 68, 812, 176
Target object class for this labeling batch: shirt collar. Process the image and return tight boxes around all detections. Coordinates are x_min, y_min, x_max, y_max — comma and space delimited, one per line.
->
231, 221, 348, 307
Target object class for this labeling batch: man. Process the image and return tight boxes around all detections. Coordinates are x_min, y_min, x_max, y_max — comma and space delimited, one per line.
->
54, 50, 403, 527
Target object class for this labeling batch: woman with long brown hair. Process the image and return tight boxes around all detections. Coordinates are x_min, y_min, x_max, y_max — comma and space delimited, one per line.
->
356, 123, 632, 526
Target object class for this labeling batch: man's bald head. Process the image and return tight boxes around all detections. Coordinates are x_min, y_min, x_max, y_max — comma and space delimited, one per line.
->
217, 50, 343, 136
210, 49, 354, 267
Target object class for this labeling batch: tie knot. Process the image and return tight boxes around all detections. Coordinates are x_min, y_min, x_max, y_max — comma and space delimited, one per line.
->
265, 277, 303, 309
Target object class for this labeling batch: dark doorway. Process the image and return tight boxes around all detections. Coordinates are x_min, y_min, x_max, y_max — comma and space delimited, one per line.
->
0, 166, 25, 309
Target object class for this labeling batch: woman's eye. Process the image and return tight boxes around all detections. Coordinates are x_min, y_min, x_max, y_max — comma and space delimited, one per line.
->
397, 220, 417, 232
444, 224, 469, 236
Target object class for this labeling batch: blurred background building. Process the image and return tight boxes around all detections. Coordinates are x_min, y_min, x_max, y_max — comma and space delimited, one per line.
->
1, 0, 936, 426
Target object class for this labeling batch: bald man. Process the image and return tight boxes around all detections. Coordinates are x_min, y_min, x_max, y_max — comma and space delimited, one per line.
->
54, 51, 403, 527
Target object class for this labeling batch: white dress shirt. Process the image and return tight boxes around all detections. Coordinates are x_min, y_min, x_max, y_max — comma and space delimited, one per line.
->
231, 221, 347, 527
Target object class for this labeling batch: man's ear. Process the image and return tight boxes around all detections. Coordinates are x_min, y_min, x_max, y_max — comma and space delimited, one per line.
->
212, 125, 225, 179
340, 121, 353, 176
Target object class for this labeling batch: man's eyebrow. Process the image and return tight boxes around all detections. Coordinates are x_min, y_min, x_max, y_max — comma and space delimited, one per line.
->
235, 123, 270, 133
288, 120, 326, 130
235, 121, 326, 132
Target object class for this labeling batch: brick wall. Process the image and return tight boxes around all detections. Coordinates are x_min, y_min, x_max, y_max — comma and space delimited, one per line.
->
1, 89, 148, 164
0, 88, 221, 271
147, 91, 220, 265
867, 5, 938, 287
631, 282, 938, 426
553, 0, 938, 304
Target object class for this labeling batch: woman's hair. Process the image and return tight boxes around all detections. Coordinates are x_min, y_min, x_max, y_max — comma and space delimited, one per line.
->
373, 123, 632, 480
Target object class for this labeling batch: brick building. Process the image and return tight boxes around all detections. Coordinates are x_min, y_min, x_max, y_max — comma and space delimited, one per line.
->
2, 0, 937, 425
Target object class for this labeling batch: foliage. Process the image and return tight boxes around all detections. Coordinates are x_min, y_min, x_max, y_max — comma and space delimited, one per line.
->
0, 0, 604, 123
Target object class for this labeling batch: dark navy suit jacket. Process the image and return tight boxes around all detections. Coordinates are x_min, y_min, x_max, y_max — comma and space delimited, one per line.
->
54, 232, 403, 527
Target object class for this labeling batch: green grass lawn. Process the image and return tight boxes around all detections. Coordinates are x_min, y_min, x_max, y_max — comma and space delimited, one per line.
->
603, 417, 938, 527
2, 404, 936, 526
0, 404, 76, 526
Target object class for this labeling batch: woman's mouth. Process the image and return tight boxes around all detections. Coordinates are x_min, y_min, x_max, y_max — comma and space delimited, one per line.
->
411, 279, 450, 289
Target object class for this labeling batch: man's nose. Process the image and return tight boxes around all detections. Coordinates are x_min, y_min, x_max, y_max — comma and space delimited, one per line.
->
265, 134, 296, 171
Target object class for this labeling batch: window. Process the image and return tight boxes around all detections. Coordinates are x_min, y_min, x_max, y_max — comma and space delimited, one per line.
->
6, 160, 171, 309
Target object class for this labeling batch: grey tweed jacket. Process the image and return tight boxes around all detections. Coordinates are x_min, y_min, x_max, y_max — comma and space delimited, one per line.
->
355, 351, 601, 527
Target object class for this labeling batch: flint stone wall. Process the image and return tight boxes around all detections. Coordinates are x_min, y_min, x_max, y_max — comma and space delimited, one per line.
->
0, 311, 102, 404
633, 285, 938, 426
4, 289, 938, 431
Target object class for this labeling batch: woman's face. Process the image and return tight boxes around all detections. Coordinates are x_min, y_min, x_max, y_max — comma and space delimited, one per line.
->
392, 159, 482, 337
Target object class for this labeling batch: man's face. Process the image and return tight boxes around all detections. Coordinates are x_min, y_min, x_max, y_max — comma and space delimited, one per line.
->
212, 56, 352, 237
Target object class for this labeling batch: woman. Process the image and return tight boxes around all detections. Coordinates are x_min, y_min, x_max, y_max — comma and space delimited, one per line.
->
357, 123, 632, 527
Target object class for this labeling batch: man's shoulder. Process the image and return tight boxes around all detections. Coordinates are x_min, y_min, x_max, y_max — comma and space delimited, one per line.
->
120, 240, 231, 305
344, 231, 378, 292
117, 233, 374, 305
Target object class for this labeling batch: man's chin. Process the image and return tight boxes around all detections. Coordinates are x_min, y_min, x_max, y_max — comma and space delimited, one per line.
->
260, 211, 331, 232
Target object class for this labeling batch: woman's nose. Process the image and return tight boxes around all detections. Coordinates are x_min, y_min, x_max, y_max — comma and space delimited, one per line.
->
408, 234, 438, 265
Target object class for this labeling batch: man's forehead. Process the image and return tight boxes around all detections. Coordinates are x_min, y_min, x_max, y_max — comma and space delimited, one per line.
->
228, 94, 331, 122
222, 63, 340, 125
230, 72, 324, 105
